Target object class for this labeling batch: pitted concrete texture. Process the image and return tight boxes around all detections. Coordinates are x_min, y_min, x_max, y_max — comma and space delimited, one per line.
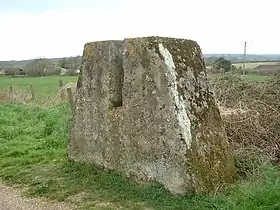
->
68, 36, 236, 194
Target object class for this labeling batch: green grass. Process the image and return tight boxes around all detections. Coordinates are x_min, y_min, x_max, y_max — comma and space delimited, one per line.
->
0, 75, 78, 102
1, 75, 280, 209
243, 74, 272, 82
1, 103, 280, 209
208, 73, 271, 82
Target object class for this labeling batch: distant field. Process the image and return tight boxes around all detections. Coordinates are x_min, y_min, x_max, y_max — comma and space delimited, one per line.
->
244, 74, 272, 81
0, 76, 78, 102
0, 74, 270, 101
207, 72, 272, 82
233, 61, 279, 69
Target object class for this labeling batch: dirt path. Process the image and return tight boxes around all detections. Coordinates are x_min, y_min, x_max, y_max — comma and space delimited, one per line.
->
0, 183, 76, 210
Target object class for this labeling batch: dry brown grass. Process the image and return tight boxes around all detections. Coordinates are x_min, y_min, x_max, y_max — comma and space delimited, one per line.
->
210, 73, 280, 174
0, 92, 9, 101
58, 82, 76, 101
0, 89, 33, 103
0, 82, 77, 107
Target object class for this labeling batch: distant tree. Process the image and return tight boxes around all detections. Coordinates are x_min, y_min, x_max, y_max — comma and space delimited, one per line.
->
25, 58, 53, 76
59, 58, 69, 69
213, 57, 232, 72
71, 56, 82, 70
58, 56, 81, 70
45, 67, 62, 76
4, 67, 24, 75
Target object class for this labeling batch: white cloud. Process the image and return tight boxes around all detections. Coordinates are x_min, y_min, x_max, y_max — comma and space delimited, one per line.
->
0, 0, 279, 60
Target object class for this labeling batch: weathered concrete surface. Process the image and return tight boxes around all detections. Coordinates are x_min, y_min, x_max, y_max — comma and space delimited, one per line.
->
68, 36, 236, 194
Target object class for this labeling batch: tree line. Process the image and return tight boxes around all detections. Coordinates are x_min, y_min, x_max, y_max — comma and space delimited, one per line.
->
0, 56, 82, 76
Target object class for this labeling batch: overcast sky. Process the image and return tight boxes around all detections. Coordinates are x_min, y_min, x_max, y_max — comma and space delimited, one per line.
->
0, 0, 279, 60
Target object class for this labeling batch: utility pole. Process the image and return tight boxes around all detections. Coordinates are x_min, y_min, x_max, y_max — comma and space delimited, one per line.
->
242, 41, 247, 76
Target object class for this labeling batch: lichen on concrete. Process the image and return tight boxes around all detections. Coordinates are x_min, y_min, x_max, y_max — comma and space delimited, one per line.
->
158, 43, 192, 150
68, 36, 236, 195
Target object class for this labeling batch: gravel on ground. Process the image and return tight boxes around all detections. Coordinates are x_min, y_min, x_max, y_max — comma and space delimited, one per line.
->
0, 183, 76, 210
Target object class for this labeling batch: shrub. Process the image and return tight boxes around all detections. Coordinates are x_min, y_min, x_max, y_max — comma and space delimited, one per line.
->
211, 73, 280, 169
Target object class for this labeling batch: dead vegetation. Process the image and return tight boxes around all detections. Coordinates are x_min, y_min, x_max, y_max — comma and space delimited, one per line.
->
0, 89, 33, 103
0, 92, 9, 101
0, 81, 77, 107
210, 73, 280, 176
58, 82, 76, 101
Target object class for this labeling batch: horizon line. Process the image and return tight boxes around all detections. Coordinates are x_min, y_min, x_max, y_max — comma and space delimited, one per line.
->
1, 53, 280, 62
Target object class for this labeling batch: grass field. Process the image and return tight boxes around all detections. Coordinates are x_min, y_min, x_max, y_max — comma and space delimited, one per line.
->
232, 61, 279, 69
1, 75, 280, 209
243, 74, 272, 82
0, 76, 78, 102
